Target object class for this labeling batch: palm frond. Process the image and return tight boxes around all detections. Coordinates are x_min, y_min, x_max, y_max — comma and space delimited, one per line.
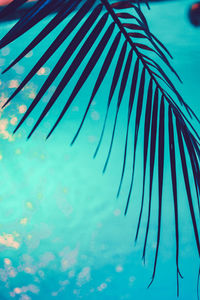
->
0, 0, 200, 296
168, 106, 183, 297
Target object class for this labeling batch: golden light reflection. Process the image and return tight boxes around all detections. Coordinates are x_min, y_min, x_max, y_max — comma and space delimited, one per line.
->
29, 91, 36, 99
18, 105, 27, 114
0, 93, 9, 110
20, 218, 28, 225
0, 233, 20, 249
0, 118, 14, 141
14, 287, 21, 294
9, 80, 19, 89
26, 202, 33, 209
25, 51, 33, 58
4, 258, 11, 265
97, 282, 107, 292
37, 67, 50, 76
37, 67, 46, 75
115, 265, 123, 273
10, 116, 18, 125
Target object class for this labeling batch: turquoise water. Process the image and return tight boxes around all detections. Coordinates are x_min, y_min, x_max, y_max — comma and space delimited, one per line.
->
0, 1, 199, 299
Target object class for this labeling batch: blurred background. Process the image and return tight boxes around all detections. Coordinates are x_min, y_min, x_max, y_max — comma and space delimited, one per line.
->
0, 1, 199, 300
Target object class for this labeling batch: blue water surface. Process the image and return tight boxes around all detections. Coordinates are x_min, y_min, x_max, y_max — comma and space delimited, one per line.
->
0, 1, 199, 299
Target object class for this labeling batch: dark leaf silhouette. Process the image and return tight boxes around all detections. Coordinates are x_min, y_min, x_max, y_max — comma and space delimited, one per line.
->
135, 76, 152, 242
71, 31, 122, 145
124, 66, 145, 215
142, 86, 159, 262
94, 40, 128, 158
0, 0, 199, 297
103, 49, 133, 173
117, 57, 139, 197
168, 106, 183, 296
148, 94, 164, 288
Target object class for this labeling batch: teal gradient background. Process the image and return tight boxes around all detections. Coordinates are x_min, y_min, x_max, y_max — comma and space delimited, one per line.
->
0, 1, 199, 299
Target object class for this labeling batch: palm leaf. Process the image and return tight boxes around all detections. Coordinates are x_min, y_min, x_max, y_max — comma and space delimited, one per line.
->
135, 76, 152, 242
142, 86, 159, 262
94, 40, 128, 158
168, 106, 183, 297
0, 0, 200, 296
103, 49, 133, 173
